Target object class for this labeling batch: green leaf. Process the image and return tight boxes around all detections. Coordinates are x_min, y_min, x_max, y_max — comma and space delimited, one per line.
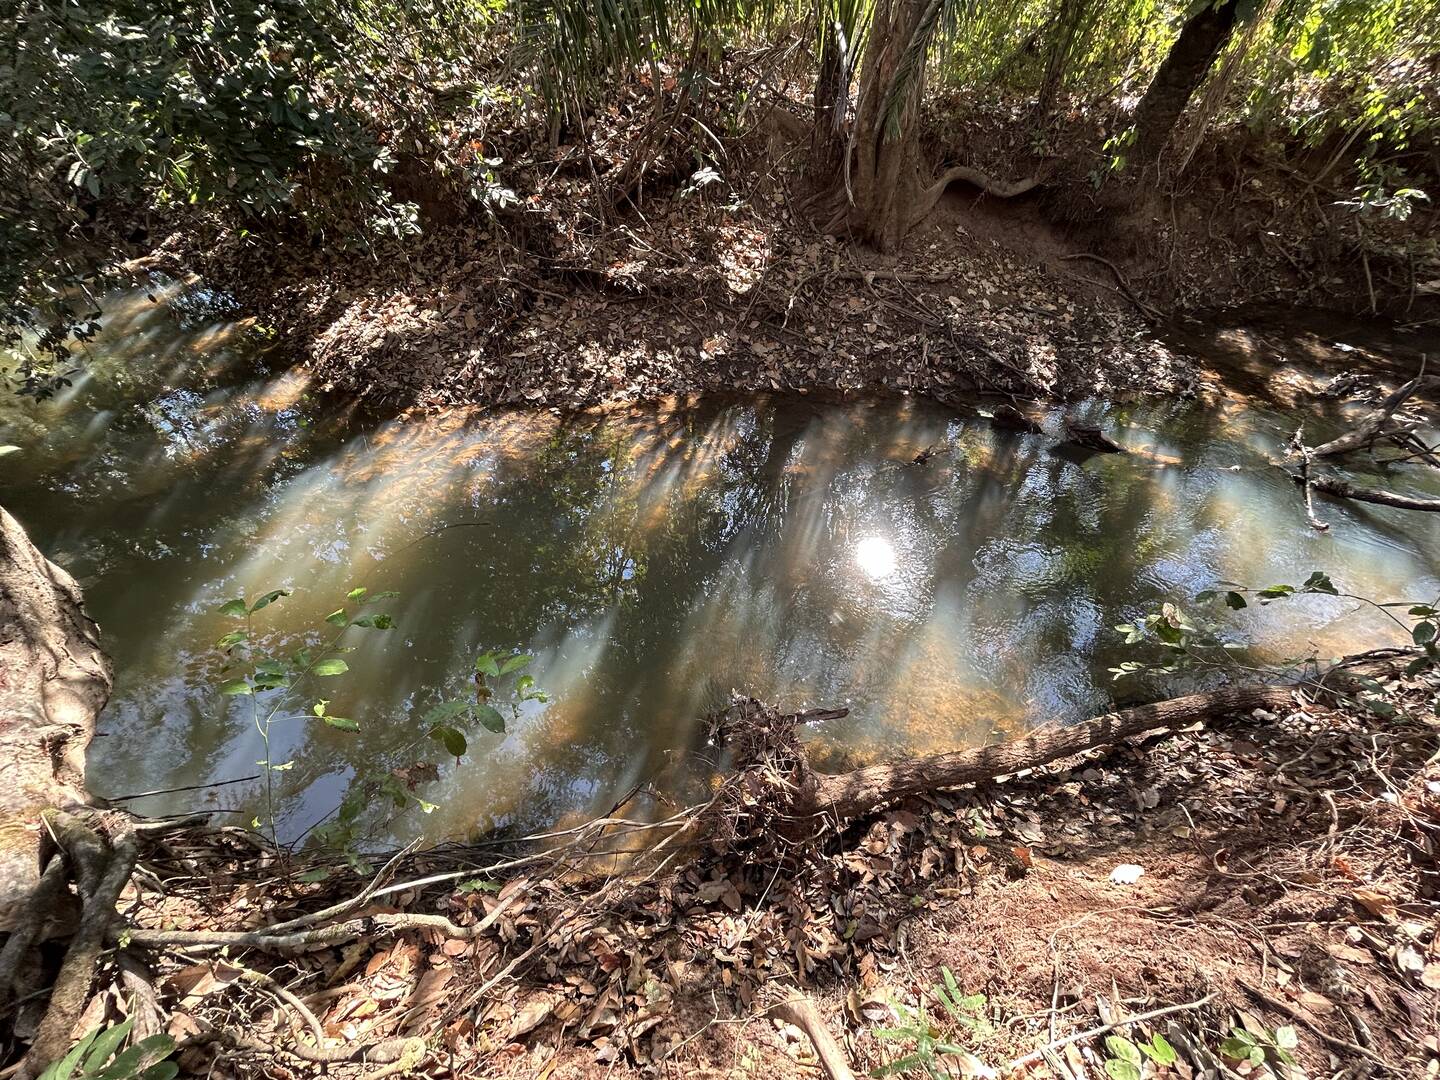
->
1414, 621, 1436, 645
1257, 584, 1295, 599
1408, 605, 1437, 617
1143, 1033, 1177, 1065
423, 699, 471, 726
45, 1025, 103, 1080
473, 703, 506, 734
1273, 1025, 1298, 1051
218, 679, 252, 696
1225, 591, 1248, 610
432, 724, 467, 757
217, 599, 248, 618
352, 613, 394, 629
457, 878, 501, 893
474, 653, 500, 677
296, 866, 332, 883
93, 1033, 175, 1080
499, 653, 532, 675
81, 1017, 135, 1074
364, 590, 400, 604
312, 658, 349, 677
346, 587, 368, 601
1104, 1060, 1141, 1080
1302, 571, 1338, 595
325, 608, 349, 627
250, 588, 291, 612
1104, 1036, 1142, 1066
216, 630, 248, 648
1219, 1032, 1256, 1060
323, 715, 359, 732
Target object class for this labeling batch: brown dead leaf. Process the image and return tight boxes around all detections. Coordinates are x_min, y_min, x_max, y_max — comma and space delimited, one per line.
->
1352, 887, 1398, 921
1326, 940, 1374, 964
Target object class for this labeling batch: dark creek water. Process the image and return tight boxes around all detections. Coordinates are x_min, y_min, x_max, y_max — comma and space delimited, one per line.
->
3, 281, 1438, 846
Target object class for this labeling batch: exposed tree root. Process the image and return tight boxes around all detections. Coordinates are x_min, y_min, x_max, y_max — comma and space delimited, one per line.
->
19, 820, 137, 1080
765, 992, 858, 1080
1058, 253, 1164, 320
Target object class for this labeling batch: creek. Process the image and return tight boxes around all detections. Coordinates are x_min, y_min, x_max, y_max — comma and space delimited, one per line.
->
3, 280, 1437, 846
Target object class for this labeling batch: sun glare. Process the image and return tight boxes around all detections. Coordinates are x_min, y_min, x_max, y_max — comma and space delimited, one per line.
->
854, 535, 898, 579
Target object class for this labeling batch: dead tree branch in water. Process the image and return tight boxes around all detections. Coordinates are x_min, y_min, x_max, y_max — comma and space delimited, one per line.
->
1310, 357, 1430, 459
1288, 427, 1330, 531
1305, 474, 1440, 512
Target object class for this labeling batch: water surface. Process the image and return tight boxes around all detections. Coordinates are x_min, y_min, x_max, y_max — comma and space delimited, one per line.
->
3, 282, 1437, 845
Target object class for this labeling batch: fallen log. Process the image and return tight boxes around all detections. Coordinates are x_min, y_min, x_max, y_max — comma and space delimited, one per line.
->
701, 654, 1406, 824
1305, 475, 1440, 512
798, 683, 1292, 819
991, 403, 1044, 434
1062, 421, 1125, 454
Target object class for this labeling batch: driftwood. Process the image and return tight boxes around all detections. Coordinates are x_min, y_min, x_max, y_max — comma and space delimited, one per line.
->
1287, 428, 1330, 531
1309, 360, 1430, 459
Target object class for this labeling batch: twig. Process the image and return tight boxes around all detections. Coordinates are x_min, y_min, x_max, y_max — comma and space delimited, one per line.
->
1287, 428, 1330, 531
1058, 253, 1164, 321
106, 775, 260, 802
1005, 992, 1216, 1071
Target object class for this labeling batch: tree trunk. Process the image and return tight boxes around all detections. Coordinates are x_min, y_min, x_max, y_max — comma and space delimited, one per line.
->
835, 0, 931, 251
1036, 0, 1087, 117
1131, 0, 1239, 167
0, 507, 110, 932
809, 25, 847, 181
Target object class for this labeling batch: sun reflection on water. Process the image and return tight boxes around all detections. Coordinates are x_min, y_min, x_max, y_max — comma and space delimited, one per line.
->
854, 535, 898, 579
